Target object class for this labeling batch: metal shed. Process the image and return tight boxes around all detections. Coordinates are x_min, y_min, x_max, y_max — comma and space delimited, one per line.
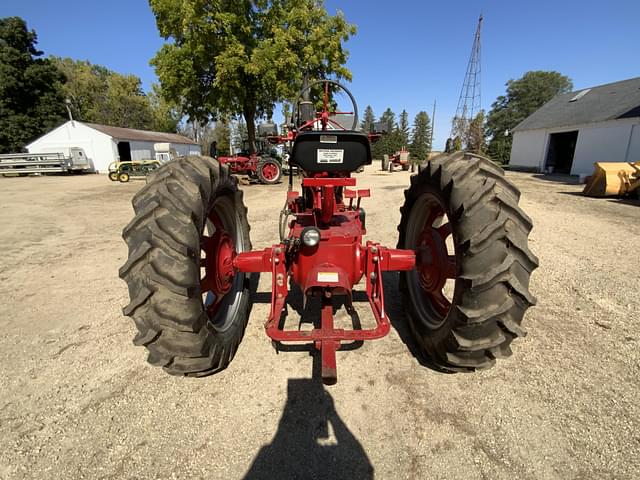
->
26, 121, 201, 173
509, 77, 640, 176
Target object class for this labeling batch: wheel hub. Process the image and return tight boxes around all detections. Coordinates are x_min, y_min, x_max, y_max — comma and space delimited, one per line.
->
408, 197, 457, 319
416, 229, 448, 293
201, 210, 238, 319
204, 230, 236, 295
262, 163, 278, 180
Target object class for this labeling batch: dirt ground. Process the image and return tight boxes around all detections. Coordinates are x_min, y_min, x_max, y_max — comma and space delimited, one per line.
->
0, 165, 639, 480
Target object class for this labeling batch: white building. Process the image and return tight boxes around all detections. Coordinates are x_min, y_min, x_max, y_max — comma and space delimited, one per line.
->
509, 77, 640, 176
26, 121, 201, 173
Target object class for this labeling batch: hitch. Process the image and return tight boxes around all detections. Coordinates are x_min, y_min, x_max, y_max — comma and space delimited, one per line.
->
235, 243, 414, 384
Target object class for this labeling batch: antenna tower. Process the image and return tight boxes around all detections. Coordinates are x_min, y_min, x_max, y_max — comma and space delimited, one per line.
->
450, 14, 483, 140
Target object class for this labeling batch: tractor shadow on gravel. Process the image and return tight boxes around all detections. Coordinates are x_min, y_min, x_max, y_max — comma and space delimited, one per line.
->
243, 356, 374, 479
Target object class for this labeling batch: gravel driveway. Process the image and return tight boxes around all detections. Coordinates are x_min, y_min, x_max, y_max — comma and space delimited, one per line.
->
0, 166, 638, 479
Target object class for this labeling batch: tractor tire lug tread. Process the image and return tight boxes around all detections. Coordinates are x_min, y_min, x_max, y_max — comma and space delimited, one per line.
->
119, 155, 251, 377
397, 153, 538, 371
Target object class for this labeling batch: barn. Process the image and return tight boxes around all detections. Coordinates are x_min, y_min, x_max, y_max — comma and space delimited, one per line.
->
509, 77, 640, 176
26, 121, 201, 173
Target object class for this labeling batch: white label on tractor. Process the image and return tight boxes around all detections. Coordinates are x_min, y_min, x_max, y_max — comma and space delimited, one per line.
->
320, 135, 337, 144
317, 149, 344, 163
317, 271, 339, 283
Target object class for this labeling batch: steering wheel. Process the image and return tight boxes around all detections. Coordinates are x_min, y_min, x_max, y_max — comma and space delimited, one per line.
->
292, 79, 359, 131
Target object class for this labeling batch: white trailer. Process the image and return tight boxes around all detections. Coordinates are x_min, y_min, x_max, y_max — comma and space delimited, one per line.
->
0, 148, 90, 176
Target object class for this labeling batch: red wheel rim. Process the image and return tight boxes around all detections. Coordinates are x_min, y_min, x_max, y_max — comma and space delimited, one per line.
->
414, 204, 456, 317
261, 162, 278, 181
200, 210, 236, 318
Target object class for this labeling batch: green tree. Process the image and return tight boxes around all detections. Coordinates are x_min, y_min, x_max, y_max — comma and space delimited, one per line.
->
372, 108, 402, 159
0, 17, 66, 152
101, 73, 153, 129
398, 109, 410, 147
51, 57, 110, 122
360, 105, 375, 133
409, 111, 432, 162
148, 83, 181, 133
465, 111, 486, 154
378, 108, 396, 133
149, 0, 356, 153
214, 119, 232, 156
52, 57, 180, 132
486, 70, 573, 163
450, 116, 467, 152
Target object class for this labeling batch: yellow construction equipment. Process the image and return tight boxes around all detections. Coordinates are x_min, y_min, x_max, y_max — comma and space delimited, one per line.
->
583, 162, 640, 197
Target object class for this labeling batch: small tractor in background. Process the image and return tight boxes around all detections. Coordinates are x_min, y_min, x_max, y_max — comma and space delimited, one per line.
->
108, 143, 176, 183
108, 160, 160, 182
382, 147, 411, 172
217, 128, 283, 185
119, 79, 538, 384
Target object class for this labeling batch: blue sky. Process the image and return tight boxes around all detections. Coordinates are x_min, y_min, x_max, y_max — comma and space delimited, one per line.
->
2, 1, 639, 149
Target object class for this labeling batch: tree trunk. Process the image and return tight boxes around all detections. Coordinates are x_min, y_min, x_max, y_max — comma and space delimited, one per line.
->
243, 103, 257, 154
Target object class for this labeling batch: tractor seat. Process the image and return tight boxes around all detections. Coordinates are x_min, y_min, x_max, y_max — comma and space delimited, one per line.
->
289, 131, 372, 173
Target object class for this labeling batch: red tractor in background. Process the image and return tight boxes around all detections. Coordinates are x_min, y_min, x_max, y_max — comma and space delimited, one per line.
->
119, 80, 538, 384
217, 133, 283, 185
382, 147, 411, 172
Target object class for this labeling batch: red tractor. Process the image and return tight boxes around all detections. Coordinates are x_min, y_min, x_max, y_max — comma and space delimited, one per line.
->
120, 80, 538, 384
217, 135, 283, 185
382, 147, 411, 172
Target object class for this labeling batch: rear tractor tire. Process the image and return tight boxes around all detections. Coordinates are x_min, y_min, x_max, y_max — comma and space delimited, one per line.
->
109, 171, 119, 181
119, 156, 252, 376
257, 158, 282, 185
382, 155, 389, 171
397, 152, 538, 371
118, 172, 130, 183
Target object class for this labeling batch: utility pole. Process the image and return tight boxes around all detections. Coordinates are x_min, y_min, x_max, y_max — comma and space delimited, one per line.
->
430, 99, 436, 154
